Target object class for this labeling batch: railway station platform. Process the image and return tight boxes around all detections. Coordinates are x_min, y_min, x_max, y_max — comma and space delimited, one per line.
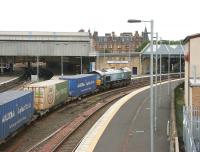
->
75, 79, 183, 152
0, 76, 19, 85
0, 76, 21, 92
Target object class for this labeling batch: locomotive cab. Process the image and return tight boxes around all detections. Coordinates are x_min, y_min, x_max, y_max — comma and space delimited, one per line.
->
89, 70, 104, 87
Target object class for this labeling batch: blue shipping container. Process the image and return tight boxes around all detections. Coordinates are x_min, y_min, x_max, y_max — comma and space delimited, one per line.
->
60, 74, 97, 97
0, 90, 34, 142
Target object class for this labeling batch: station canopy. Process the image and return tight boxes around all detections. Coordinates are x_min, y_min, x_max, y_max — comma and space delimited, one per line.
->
141, 44, 184, 56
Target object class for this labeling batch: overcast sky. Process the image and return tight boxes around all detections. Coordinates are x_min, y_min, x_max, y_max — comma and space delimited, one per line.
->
0, 0, 199, 40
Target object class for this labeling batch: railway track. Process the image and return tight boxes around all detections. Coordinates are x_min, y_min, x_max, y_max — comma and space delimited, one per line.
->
0, 74, 181, 152
26, 83, 143, 152
56, 76, 182, 152
0, 78, 32, 92
54, 93, 131, 152
0, 78, 23, 93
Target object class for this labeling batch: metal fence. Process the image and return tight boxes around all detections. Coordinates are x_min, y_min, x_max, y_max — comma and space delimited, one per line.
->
183, 106, 200, 152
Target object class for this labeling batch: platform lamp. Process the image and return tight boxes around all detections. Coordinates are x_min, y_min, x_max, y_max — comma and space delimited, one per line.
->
128, 19, 154, 152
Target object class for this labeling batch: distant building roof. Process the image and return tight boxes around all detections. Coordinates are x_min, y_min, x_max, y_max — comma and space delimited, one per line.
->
142, 44, 184, 55
120, 32, 133, 37
0, 31, 90, 41
183, 33, 200, 43
95, 35, 134, 43
142, 27, 149, 41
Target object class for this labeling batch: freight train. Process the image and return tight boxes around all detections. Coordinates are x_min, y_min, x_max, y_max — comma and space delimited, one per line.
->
0, 68, 131, 144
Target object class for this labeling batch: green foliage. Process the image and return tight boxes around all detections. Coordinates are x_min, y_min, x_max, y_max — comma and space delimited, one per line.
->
105, 49, 112, 53
100, 49, 112, 53
175, 83, 184, 138
135, 41, 149, 52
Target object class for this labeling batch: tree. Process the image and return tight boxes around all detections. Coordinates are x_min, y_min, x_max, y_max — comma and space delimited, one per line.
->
135, 41, 149, 52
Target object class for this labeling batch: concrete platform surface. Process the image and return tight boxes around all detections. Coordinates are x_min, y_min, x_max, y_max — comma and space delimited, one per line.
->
0, 76, 19, 84
76, 79, 183, 152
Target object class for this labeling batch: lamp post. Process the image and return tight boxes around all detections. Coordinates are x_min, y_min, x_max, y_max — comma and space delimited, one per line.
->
165, 44, 171, 95
104, 45, 106, 69
128, 19, 154, 152
155, 32, 158, 132
159, 38, 163, 108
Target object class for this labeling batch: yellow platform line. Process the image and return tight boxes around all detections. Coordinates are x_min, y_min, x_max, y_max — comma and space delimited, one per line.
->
75, 79, 184, 152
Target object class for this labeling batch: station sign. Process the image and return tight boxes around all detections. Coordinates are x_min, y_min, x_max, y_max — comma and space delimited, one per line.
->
107, 61, 128, 64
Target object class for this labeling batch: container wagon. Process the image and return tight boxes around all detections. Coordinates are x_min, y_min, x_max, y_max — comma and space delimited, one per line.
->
59, 74, 97, 98
24, 79, 68, 115
0, 90, 34, 144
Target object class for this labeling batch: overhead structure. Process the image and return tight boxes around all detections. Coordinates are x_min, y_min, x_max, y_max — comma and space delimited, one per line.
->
0, 31, 91, 56
141, 44, 184, 56
140, 44, 184, 75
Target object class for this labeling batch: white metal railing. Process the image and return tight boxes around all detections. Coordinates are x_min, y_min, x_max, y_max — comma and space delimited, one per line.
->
183, 106, 200, 152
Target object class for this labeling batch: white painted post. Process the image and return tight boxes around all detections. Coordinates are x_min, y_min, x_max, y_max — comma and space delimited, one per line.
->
61, 56, 63, 77
0, 57, 3, 74
36, 56, 39, 82
12, 56, 14, 72
155, 32, 158, 132
166, 45, 171, 95
150, 19, 154, 152
81, 56, 83, 74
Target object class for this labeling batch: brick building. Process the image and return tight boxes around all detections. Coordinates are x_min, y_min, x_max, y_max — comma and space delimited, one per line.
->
91, 29, 148, 74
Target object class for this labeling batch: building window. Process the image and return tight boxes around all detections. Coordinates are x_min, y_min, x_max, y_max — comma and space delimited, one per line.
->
126, 45, 129, 48
99, 38, 103, 42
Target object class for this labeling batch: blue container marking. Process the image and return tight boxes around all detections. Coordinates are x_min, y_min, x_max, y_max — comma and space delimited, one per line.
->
60, 74, 97, 97
0, 90, 34, 141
